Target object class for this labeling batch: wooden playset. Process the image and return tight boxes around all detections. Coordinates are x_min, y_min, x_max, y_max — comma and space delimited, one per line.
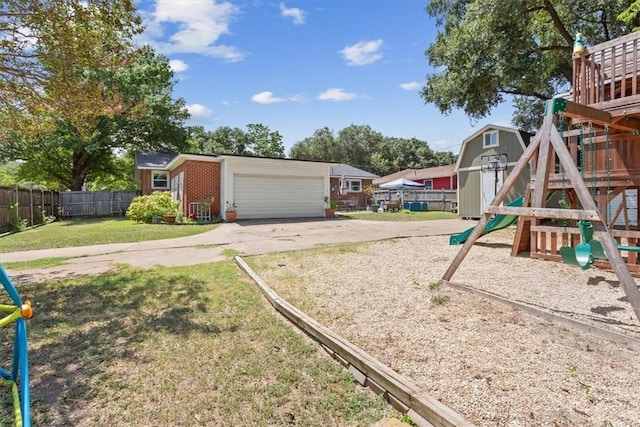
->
444, 32, 640, 322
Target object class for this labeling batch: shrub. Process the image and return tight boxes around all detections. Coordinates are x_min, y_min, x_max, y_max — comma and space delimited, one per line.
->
33, 205, 44, 225
9, 203, 27, 233
126, 191, 179, 223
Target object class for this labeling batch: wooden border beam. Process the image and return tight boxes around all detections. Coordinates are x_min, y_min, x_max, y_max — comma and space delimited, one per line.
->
236, 256, 474, 427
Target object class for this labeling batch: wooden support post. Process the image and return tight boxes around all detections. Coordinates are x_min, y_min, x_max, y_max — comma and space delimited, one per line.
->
443, 122, 544, 281
548, 122, 640, 322
512, 185, 532, 256
532, 136, 552, 208
445, 109, 640, 323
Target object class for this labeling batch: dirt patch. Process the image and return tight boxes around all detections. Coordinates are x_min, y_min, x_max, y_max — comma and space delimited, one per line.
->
251, 229, 640, 426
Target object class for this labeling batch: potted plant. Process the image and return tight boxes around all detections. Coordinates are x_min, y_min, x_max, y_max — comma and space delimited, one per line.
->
225, 201, 237, 222
162, 202, 180, 224
162, 212, 177, 223
324, 197, 338, 218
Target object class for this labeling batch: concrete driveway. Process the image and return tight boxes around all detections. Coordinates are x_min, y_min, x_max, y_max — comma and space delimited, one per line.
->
1, 217, 471, 284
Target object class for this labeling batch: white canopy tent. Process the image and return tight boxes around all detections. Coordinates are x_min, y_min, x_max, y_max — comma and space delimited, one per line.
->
376, 178, 425, 209
378, 178, 424, 189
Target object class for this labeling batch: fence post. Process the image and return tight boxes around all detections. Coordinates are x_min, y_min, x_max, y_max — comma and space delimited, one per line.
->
29, 185, 33, 226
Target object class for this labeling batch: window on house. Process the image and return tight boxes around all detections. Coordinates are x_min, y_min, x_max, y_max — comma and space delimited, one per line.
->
348, 180, 362, 192
424, 180, 433, 190
152, 171, 169, 189
483, 131, 499, 148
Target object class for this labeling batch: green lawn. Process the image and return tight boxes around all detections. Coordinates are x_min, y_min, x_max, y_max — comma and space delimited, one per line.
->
340, 210, 458, 221
0, 217, 220, 252
2, 262, 397, 426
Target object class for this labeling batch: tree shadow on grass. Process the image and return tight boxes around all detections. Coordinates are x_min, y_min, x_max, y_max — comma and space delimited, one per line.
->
0, 267, 231, 426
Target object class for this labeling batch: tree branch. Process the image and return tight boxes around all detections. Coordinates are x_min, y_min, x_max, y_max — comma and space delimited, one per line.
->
539, 45, 572, 52
543, 0, 574, 46
501, 88, 550, 100
599, 8, 611, 40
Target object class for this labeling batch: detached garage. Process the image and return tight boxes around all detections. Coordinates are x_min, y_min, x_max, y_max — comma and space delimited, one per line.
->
222, 156, 329, 220
135, 151, 332, 220
233, 175, 324, 219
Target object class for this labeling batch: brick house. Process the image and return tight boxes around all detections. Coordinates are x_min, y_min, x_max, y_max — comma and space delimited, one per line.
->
329, 164, 379, 210
135, 151, 349, 220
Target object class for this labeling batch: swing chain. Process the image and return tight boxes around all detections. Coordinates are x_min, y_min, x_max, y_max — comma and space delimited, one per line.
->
605, 124, 612, 224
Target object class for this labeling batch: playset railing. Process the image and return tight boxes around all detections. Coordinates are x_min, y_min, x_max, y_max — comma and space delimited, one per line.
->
573, 32, 640, 110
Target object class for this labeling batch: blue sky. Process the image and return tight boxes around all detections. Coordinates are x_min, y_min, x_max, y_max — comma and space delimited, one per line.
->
135, 0, 514, 156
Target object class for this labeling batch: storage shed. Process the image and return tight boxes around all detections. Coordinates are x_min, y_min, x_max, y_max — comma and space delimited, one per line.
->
455, 125, 531, 219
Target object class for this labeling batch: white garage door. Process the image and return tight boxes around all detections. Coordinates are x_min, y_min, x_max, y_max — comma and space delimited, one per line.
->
233, 175, 325, 219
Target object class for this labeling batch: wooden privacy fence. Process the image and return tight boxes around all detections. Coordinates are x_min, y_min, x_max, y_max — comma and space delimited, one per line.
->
59, 190, 139, 218
374, 189, 458, 212
0, 188, 140, 234
0, 186, 58, 234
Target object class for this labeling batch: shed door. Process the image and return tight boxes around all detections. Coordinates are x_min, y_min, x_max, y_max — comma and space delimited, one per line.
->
481, 170, 503, 213
233, 175, 324, 219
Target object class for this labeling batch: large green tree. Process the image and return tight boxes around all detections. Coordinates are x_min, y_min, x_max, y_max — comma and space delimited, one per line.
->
1, 47, 189, 190
289, 124, 456, 176
187, 124, 285, 158
422, 0, 637, 132
0, 0, 142, 135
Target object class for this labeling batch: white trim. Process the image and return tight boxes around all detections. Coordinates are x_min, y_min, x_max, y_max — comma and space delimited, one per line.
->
166, 153, 221, 170
151, 170, 170, 190
455, 124, 527, 172
483, 130, 499, 148
457, 165, 483, 172
347, 179, 362, 192
423, 179, 433, 190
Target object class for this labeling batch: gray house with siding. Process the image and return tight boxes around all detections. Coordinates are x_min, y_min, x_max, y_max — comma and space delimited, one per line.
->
455, 125, 532, 219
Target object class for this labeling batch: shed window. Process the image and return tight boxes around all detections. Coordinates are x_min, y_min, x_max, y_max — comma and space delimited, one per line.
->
483, 131, 499, 148
423, 180, 433, 190
152, 171, 169, 189
348, 180, 362, 192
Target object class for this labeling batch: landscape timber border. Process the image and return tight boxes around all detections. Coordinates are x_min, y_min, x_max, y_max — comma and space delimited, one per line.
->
235, 256, 474, 427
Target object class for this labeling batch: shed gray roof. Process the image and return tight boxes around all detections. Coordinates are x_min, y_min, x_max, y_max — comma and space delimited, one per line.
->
135, 151, 179, 169
329, 163, 379, 179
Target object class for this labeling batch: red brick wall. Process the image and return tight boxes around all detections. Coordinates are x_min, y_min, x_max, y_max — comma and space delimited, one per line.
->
330, 177, 374, 208
184, 161, 221, 216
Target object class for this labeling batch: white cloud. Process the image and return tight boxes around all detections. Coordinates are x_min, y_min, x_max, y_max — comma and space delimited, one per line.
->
252, 91, 285, 104
169, 59, 188, 72
144, 0, 245, 62
317, 88, 357, 101
251, 91, 304, 104
187, 104, 213, 120
339, 39, 383, 66
399, 81, 421, 90
279, 3, 305, 25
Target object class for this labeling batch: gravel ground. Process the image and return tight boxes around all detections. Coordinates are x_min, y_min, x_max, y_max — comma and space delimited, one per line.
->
251, 228, 640, 426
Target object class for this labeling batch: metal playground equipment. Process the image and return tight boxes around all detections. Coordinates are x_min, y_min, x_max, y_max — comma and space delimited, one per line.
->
0, 265, 33, 427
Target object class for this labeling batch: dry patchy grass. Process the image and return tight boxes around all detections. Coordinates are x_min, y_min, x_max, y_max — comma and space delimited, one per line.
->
0, 262, 396, 426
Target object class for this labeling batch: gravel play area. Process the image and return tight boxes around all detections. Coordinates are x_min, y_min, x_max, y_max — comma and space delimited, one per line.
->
250, 228, 640, 426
